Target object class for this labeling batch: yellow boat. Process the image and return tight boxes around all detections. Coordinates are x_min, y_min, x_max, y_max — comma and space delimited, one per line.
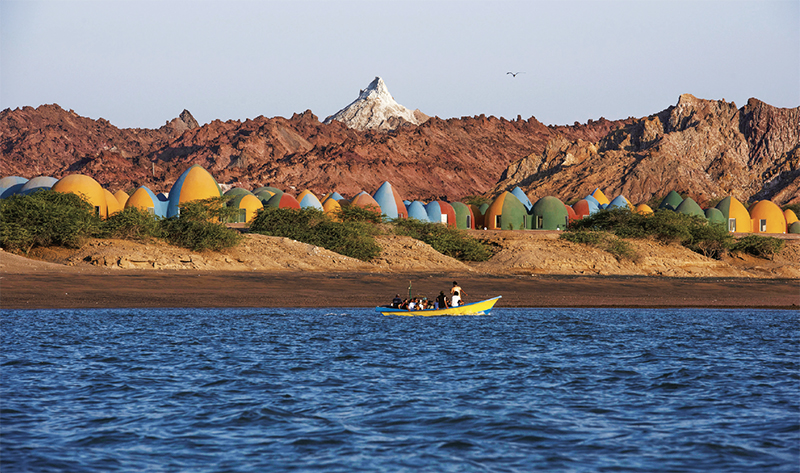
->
375, 296, 501, 317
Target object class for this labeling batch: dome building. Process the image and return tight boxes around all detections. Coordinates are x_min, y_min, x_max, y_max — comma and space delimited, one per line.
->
531, 196, 570, 230
715, 196, 751, 233
372, 181, 408, 220
485, 192, 527, 230
51, 174, 108, 218
749, 200, 787, 234
166, 165, 222, 218
19, 176, 58, 195
406, 201, 430, 222
125, 186, 166, 217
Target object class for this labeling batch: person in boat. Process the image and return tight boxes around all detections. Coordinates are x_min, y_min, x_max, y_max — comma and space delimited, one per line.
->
451, 281, 467, 307
436, 291, 449, 309
408, 298, 417, 310
391, 294, 403, 308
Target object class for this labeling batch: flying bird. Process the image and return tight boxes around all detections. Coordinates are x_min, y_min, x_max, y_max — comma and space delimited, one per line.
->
507, 72, 524, 77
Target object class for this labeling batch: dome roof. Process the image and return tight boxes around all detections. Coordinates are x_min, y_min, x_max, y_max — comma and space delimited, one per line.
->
52, 174, 108, 218
167, 165, 222, 218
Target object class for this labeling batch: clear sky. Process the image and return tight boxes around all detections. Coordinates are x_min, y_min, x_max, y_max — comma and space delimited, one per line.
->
1, 0, 797, 129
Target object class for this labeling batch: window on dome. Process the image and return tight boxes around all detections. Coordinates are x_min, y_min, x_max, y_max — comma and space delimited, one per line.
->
728, 218, 736, 232
760, 219, 767, 232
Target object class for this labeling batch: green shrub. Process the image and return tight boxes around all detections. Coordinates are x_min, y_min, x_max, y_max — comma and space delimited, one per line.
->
731, 235, 785, 260
560, 230, 602, 245
391, 218, 492, 262
566, 208, 733, 259
250, 207, 381, 261
560, 230, 639, 261
159, 198, 242, 251
0, 190, 101, 253
335, 204, 384, 224
100, 207, 163, 240
684, 222, 733, 259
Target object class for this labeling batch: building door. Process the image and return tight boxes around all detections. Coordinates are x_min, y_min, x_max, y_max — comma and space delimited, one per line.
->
728, 218, 736, 232
759, 219, 767, 232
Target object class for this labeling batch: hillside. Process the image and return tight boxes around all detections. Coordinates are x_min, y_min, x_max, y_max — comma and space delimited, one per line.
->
1, 93, 797, 205
492, 94, 800, 206
0, 103, 625, 201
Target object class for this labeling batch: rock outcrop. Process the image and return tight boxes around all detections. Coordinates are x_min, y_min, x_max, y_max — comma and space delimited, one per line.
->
0, 104, 623, 201
323, 77, 429, 131
492, 94, 800, 206
1, 93, 796, 205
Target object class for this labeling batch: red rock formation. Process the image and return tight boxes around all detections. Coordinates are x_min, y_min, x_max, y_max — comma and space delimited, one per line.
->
0, 104, 624, 200
492, 94, 799, 206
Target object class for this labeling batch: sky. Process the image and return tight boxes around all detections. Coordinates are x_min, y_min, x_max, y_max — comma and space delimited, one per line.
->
1, 0, 798, 129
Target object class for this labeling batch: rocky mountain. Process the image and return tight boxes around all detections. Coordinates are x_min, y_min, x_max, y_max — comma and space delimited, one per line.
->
491, 94, 799, 206
1, 92, 796, 205
0, 103, 623, 200
323, 77, 429, 131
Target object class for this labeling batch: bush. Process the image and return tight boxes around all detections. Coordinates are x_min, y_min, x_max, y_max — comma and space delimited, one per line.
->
100, 207, 163, 240
565, 208, 734, 259
731, 235, 785, 260
250, 207, 382, 261
335, 204, 384, 224
391, 218, 492, 262
560, 230, 639, 262
0, 190, 101, 253
159, 198, 242, 251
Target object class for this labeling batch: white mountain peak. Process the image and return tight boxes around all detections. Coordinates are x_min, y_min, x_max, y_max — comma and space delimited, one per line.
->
324, 76, 428, 131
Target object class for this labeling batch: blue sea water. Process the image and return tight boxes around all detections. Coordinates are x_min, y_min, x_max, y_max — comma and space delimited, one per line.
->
1, 308, 798, 472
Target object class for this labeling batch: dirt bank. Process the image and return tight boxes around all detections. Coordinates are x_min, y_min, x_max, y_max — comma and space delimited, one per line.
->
1, 232, 797, 310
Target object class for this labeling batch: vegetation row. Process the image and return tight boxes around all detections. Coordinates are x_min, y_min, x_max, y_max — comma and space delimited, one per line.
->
560, 208, 785, 261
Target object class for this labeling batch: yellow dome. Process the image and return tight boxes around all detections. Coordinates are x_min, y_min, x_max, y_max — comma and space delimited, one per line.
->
126, 187, 157, 211
51, 174, 108, 219
750, 200, 787, 234
635, 204, 654, 215
104, 189, 123, 217
167, 165, 222, 218
237, 194, 263, 223
322, 195, 342, 220
784, 209, 798, 225
591, 188, 610, 206
114, 190, 130, 207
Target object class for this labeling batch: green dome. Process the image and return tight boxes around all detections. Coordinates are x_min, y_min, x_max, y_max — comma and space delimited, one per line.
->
531, 196, 569, 230
704, 207, 726, 225
789, 221, 800, 234
659, 190, 683, 211
676, 197, 705, 218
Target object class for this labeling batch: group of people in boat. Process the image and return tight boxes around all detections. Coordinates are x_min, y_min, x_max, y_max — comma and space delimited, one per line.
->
390, 282, 468, 311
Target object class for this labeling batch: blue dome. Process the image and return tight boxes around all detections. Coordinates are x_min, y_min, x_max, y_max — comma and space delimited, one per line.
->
407, 201, 430, 222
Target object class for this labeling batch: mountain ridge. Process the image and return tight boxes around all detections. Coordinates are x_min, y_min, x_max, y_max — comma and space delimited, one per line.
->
1, 94, 797, 205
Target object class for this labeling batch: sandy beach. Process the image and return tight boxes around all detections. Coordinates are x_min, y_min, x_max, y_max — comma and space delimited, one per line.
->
2, 265, 797, 310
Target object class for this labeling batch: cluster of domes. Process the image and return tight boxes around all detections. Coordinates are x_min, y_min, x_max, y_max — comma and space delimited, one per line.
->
2, 168, 797, 234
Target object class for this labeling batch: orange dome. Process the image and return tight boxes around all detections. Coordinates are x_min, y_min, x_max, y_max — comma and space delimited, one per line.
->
750, 200, 786, 234
784, 209, 798, 225
114, 190, 130, 207
51, 174, 108, 219
104, 189, 123, 217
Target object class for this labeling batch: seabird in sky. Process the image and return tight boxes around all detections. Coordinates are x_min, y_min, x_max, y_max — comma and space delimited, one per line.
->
506, 72, 524, 77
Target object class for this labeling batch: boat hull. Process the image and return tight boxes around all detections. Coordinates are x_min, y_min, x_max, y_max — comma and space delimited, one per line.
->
375, 296, 501, 317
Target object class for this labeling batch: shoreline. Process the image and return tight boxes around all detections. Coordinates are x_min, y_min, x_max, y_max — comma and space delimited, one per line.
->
2, 269, 797, 310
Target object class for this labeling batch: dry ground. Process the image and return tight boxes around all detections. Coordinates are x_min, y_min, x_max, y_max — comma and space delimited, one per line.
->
1, 232, 797, 309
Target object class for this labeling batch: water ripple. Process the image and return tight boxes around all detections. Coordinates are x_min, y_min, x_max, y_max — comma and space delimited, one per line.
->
1, 307, 798, 472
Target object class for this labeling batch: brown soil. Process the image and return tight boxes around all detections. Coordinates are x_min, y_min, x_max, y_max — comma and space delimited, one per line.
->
1, 233, 797, 310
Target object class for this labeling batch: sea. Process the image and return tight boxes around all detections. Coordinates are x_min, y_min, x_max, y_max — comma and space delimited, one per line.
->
1, 308, 797, 472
